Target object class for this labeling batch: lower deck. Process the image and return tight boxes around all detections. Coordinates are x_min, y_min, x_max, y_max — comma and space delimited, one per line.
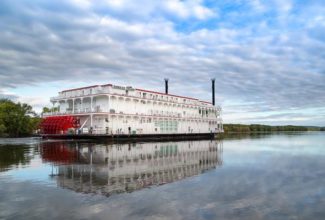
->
41, 113, 223, 135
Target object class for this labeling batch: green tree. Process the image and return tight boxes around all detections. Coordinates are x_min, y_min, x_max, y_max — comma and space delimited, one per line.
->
42, 107, 51, 113
0, 121, 5, 136
223, 123, 321, 134
0, 99, 41, 137
42, 106, 59, 114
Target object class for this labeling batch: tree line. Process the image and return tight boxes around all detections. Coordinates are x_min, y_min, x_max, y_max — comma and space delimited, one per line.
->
0, 99, 41, 137
223, 124, 325, 133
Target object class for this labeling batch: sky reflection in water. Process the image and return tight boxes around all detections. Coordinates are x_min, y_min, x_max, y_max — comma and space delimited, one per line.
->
0, 133, 324, 220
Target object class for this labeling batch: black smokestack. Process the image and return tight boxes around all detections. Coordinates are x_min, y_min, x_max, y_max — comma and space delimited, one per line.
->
165, 78, 169, 94
211, 78, 215, 106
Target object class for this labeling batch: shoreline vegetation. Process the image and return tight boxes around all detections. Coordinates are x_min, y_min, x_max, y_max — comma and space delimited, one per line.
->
223, 124, 325, 133
1, 99, 324, 138
218, 124, 325, 139
0, 99, 41, 138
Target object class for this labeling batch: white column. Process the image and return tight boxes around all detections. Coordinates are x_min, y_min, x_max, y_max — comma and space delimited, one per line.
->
80, 98, 84, 112
90, 97, 93, 112
63, 100, 66, 113
72, 99, 75, 113
107, 95, 110, 112
107, 114, 109, 134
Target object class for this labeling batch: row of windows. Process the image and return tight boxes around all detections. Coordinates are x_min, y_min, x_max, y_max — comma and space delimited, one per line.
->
137, 100, 216, 112
89, 116, 219, 123
155, 121, 179, 132
138, 92, 196, 105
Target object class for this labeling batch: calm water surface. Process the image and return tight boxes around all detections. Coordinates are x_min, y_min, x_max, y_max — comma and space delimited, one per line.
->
0, 133, 324, 220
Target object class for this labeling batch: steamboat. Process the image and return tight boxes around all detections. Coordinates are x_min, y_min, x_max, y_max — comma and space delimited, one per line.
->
40, 79, 223, 140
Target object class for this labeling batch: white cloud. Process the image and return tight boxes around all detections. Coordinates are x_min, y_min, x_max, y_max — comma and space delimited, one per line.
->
0, 0, 324, 125
70, 0, 92, 9
164, 0, 215, 20
17, 96, 50, 113
104, 0, 126, 8
0, 89, 18, 100
89, 0, 216, 20
274, 0, 292, 14
249, 0, 266, 12
0, 88, 49, 112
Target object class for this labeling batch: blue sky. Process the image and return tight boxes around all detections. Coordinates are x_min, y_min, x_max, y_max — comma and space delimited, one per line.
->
0, 0, 324, 126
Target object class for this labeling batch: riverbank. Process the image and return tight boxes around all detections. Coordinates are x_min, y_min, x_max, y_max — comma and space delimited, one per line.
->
223, 124, 325, 133
216, 130, 325, 140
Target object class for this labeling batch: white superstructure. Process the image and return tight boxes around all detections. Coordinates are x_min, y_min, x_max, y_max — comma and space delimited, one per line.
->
45, 83, 223, 135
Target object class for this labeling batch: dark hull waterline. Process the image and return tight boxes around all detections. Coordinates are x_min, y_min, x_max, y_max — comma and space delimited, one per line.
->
40, 133, 218, 142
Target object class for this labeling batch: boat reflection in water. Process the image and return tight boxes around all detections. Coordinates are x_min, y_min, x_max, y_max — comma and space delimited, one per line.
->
40, 140, 223, 196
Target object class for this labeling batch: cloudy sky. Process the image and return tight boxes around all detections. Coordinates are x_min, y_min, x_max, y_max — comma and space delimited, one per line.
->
0, 0, 324, 125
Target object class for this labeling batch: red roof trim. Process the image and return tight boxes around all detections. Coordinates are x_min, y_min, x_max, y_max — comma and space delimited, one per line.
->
200, 101, 212, 104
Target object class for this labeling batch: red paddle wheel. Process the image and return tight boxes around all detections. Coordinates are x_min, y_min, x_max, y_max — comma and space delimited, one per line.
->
40, 116, 80, 134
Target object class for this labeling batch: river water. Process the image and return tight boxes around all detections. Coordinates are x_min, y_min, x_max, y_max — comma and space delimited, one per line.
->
0, 132, 324, 220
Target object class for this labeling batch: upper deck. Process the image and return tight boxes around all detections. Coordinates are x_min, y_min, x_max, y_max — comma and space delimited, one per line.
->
50, 83, 216, 108
45, 83, 223, 125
